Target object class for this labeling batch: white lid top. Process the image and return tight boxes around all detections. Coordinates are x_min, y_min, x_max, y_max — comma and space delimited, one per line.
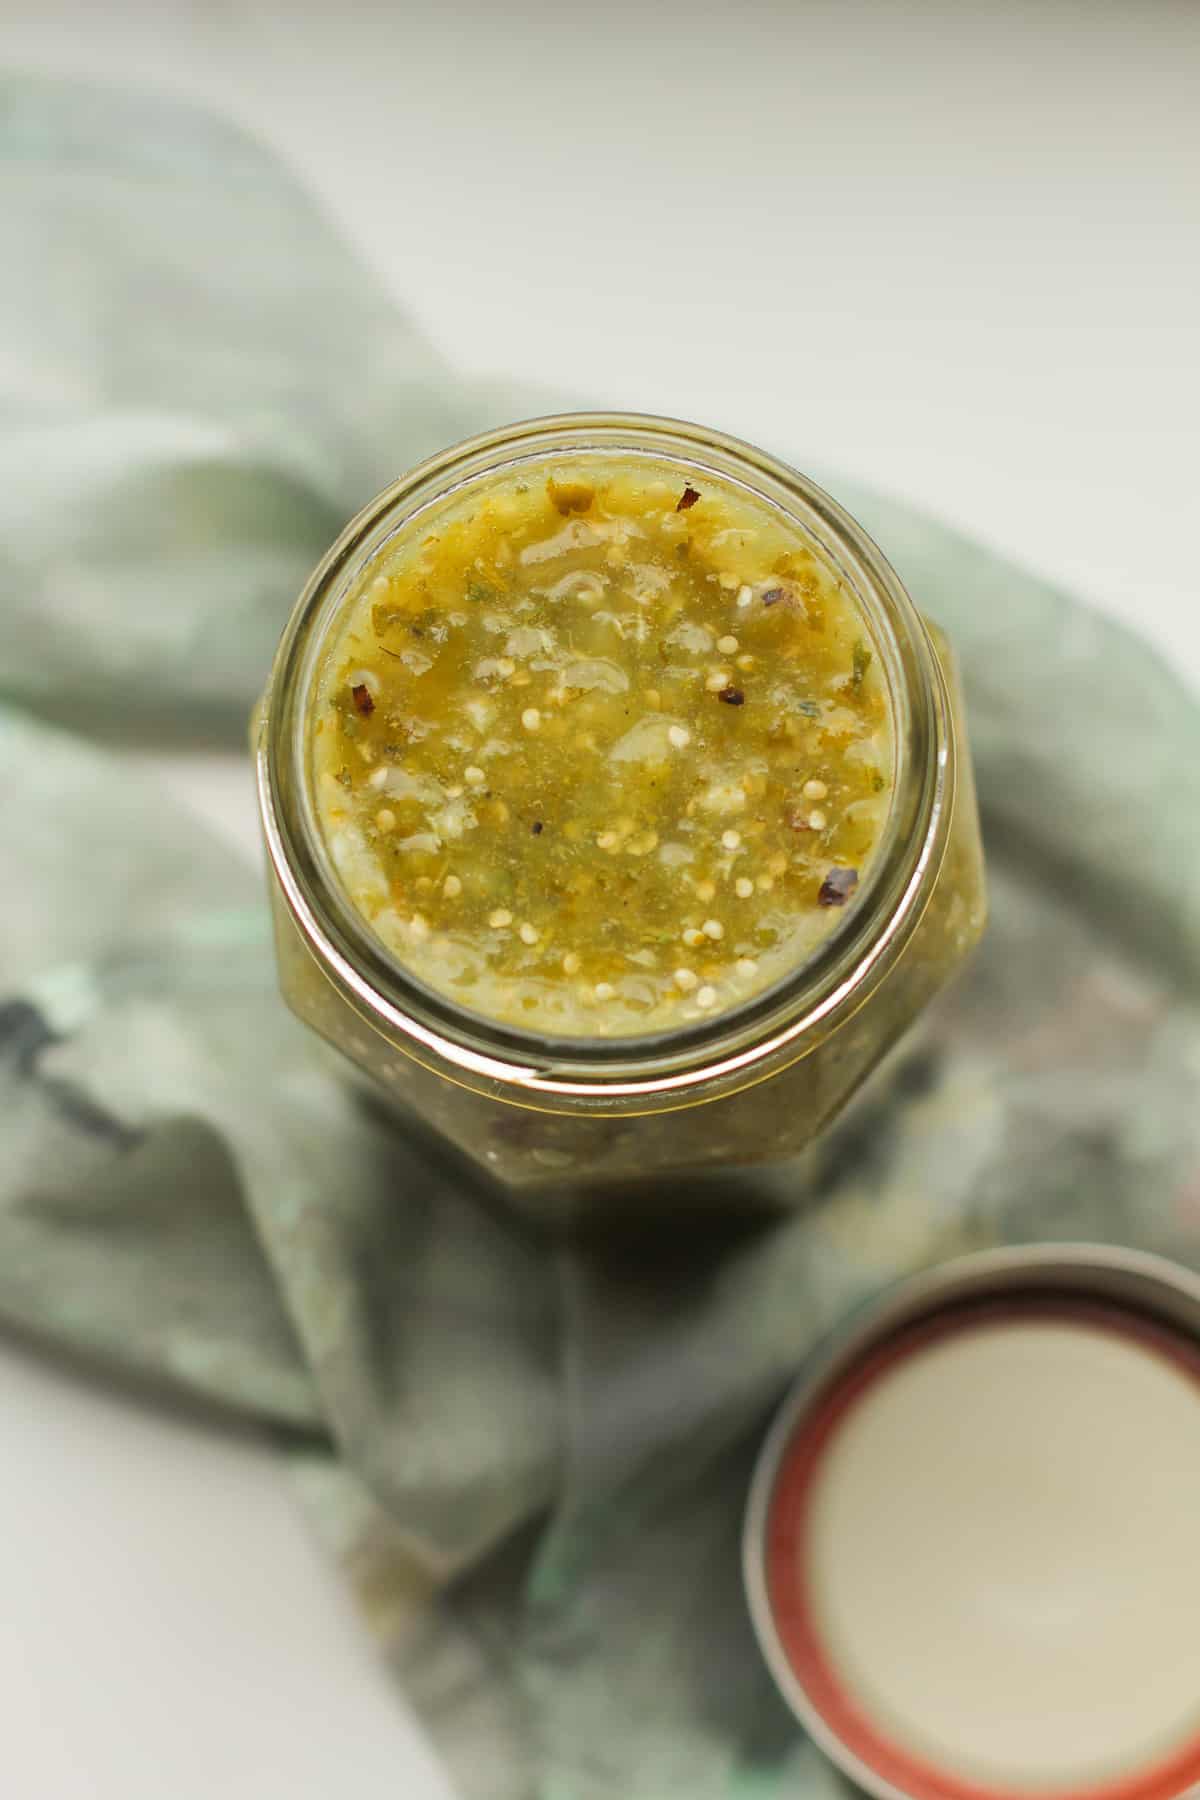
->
803, 1312, 1200, 1793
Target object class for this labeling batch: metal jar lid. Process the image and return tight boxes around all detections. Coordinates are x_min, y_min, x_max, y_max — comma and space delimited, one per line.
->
744, 1244, 1200, 1800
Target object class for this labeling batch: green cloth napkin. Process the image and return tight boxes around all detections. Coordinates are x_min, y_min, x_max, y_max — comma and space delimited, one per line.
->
4, 76, 1200, 1800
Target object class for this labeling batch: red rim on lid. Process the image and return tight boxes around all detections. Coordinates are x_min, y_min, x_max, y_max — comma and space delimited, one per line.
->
743, 1246, 1200, 1800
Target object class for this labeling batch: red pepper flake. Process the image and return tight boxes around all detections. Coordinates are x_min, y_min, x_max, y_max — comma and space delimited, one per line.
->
717, 686, 745, 706
788, 807, 813, 832
676, 485, 701, 512
351, 682, 375, 716
818, 867, 859, 907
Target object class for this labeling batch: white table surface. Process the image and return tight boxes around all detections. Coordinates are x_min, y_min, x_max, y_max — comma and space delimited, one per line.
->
5, 2, 1199, 1793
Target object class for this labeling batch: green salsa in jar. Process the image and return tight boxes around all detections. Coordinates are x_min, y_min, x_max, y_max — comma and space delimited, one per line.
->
312, 461, 893, 1038
257, 415, 985, 1220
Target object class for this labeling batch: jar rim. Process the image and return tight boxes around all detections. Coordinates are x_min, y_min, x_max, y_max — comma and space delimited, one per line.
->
257, 411, 955, 1101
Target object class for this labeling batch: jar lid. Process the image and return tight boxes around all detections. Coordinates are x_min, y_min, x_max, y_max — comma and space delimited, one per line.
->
744, 1246, 1200, 1800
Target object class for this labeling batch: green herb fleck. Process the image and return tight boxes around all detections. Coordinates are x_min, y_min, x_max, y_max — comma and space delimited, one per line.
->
547, 478, 594, 516
372, 602, 405, 636
851, 639, 872, 690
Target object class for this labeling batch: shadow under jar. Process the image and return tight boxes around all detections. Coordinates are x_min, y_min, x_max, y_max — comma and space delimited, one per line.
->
255, 414, 985, 1225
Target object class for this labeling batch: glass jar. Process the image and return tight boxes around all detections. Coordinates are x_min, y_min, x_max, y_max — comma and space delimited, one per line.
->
255, 414, 985, 1223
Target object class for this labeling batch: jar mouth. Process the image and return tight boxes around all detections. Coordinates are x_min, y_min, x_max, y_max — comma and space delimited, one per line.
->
259, 412, 953, 1100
